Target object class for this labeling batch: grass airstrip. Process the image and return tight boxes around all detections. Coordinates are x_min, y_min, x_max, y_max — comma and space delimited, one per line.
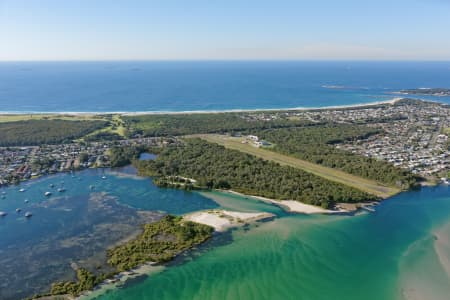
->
191, 134, 401, 199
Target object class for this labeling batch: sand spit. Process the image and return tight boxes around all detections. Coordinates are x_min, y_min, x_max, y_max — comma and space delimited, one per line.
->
224, 190, 347, 214
434, 222, 450, 280
184, 210, 275, 232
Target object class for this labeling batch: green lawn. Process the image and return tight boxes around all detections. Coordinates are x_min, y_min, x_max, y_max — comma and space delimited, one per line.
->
192, 134, 400, 198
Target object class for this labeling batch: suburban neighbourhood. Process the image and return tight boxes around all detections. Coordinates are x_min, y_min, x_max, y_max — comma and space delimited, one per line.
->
0, 137, 164, 186
241, 99, 450, 180
1, 99, 449, 187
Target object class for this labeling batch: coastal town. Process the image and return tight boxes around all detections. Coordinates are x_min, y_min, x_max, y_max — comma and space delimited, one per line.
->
241, 99, 450, 180
0, 137, 166, 186
1, 99, 449, 188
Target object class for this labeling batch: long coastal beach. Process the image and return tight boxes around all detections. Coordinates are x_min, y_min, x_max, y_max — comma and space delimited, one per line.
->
0, 98, 405, 115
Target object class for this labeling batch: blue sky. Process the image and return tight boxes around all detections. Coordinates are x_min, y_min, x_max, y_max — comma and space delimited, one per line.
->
1, 0, 449, 60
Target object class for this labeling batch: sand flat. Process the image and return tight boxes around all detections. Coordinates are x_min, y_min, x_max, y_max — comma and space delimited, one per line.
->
224, 190, 343, 214
184, 210, 274, 231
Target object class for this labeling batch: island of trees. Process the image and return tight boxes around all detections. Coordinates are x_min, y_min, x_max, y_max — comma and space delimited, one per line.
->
44, 215, 213, 298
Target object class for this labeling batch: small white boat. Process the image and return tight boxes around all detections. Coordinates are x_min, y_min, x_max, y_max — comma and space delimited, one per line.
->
19, 188, 26, 192
44, 192, 52, 196
25, 212, 32, 218
58, 188, 66, 193
0, 211, 7, 217
24, 199, 29, 203
50, 184, 55, 188
16, 208, 21, 213
101, 175, 107, 179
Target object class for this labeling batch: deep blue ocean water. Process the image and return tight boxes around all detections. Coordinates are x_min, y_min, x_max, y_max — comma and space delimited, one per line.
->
0, 61, 449, 112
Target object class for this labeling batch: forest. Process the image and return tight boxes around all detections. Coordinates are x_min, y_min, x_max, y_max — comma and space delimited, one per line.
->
255, 125, 417, 188
108, 146, 145, 167
123, 112, 317, 137
136, 139, 378, 208
0, 119, 107, 146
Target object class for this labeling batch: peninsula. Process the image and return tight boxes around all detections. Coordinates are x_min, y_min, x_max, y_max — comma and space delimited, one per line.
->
397, 88, 450, 97
1, 98, 449, 299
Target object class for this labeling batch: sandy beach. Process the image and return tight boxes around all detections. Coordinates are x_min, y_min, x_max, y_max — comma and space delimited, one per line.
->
184, 209, 275, 231
0, 98, 403, 116
224, 190, 346, 214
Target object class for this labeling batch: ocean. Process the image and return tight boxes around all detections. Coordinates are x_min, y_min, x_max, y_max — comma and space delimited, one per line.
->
0, 61, 450, 113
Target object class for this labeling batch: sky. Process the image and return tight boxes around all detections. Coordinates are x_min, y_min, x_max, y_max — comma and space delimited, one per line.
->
0, 0, 450, 61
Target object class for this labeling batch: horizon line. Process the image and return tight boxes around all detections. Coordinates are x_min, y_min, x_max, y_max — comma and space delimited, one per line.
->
1, 59, 450, 63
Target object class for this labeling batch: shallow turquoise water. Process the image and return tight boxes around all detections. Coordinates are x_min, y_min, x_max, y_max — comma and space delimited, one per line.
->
93, 186, 450, 300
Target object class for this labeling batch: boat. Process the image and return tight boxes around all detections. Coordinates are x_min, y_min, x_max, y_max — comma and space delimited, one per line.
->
89, 185, 95, 190
0, 211, 7, 217
19, 188, 26, 192
49, 184, 55, 188
16, 208, 21, 213
24, 199, 29, 203
58, 188, 66, 193
24, 212, 32, 218
101, 175, 107, 179
44, 192, 52, 196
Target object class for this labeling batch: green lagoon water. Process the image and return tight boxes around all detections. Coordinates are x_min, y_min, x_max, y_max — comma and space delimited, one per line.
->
92, 188, 450, 300
1, 168, 449, 300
